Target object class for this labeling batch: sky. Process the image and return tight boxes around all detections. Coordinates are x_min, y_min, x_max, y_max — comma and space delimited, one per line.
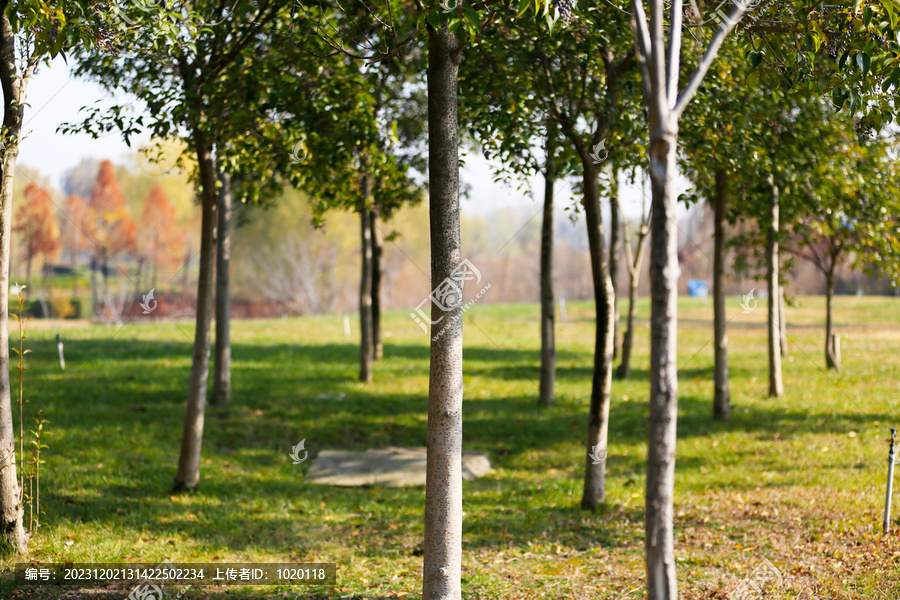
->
17, 57, 691, 223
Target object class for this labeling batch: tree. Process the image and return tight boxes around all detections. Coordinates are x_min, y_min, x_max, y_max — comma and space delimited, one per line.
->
615, 170, 650, 380
13, 184, 61, 288
538, 123, 557, 407
88, 160, 136, 310
69, 0, 292, 490
1, 0, 99, 555
137, 184, 182, 290
630, 0, 749, 595
61, 193, 91, 294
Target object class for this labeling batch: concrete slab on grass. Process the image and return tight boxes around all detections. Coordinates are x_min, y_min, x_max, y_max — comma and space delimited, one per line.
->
304, 446, 491, 487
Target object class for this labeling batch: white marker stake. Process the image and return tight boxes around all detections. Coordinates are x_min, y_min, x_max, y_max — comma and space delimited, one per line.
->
56, 333, 66, 370
885, 428, 896, 534
559, 294, 568, 323
343, 312, 351, 337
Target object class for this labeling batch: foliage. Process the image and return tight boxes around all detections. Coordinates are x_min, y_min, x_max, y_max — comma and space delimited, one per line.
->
13, 183, 61, 271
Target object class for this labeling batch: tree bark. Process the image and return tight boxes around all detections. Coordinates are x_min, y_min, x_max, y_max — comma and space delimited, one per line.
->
423, 24, 463, 600
359, 189, 373, 384
609, 166, 621, 360
370, 204, 383, 362
766, 179, 783, 397
0, 11, 32, 555
825, 268, 838, 369
579, 156, 614, 511
538, 127, 556, 408
779, 286, 788, 357
173, 131, 218, 491
212, 169, 232, 406
616, 205, 648, 381
645, 123, 680, 600
712, 169, 731, 420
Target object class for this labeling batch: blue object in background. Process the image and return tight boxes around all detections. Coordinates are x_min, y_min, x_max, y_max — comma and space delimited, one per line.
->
687, 279, 709, 298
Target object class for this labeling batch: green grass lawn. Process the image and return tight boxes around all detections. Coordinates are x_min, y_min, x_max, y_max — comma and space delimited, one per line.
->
2, 295, 900, 599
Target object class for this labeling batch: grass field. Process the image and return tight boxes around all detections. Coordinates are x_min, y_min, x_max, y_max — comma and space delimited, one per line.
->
2, 295, 900, 599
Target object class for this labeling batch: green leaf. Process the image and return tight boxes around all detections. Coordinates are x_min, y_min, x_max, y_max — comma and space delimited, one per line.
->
426, 10, 441, 30
749, 51, 763, 69
516, 0, 531, 17
462, 6, 481, 31
864, 6, 873, 26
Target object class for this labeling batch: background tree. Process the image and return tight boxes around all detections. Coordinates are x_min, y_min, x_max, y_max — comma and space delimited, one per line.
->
88, 160, 136, 311
137, 184, 182, 291
13, 184, 61, 288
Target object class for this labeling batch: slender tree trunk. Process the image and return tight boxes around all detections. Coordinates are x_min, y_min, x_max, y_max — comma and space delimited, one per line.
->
182, 253, 190, 297
825, 268, 838, 369
370, 205, 383, 362
538, 128, 556, 408
779, 286, 788, 357
359, 192, 373, 384
712, 169, 731, 420
90, 257, 98, 313
766, 180, 783, 398
212, 170, 232, 406
173, 132, 218, 491
423, 24, 462, 600
616, 214, 648, 381
24, 252, 31, 290
0, 12, 32, 555
580, 157, 614, 511
72, 245, 78, 295
609, 167, 621, 360
134, 257, 144, 295
645, 124, 680, 600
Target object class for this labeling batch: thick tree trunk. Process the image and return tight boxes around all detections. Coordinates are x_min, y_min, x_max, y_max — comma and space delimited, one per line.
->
580, 157, 614, 511
173, 132, 218, 491
609, 167, 621, 360
359, 191, 373, 384
212, 170, 232, 406
712, 169, 731, 420
538, 128, 556, 408
766, 181, 783, 397
825, 269, 838, 369
423, 24, 463, 600
370, 206, 383, 362
645, 124, 680, 600
779, 287, 788, 357
0, 12, 31, 555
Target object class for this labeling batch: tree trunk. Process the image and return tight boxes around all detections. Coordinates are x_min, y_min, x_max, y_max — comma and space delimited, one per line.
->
538, 127, 556, 408
779, 286, 788, 357
0, 12, 32, 555
766, 180, 783, 397
645, 124, 680, 600
90, 257, 98, 313
212, 169, 232, 406
825, 269, 838, 369
423, 24, 462, 600
370, 205, 383, 362
712, 169, 731, 420
359, 191, 373, 384
24, 251, 31, 290
579, 156, 614, 511
609, 166, 621, 361
616, 214, 648, 381
173, 132, 218, 491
